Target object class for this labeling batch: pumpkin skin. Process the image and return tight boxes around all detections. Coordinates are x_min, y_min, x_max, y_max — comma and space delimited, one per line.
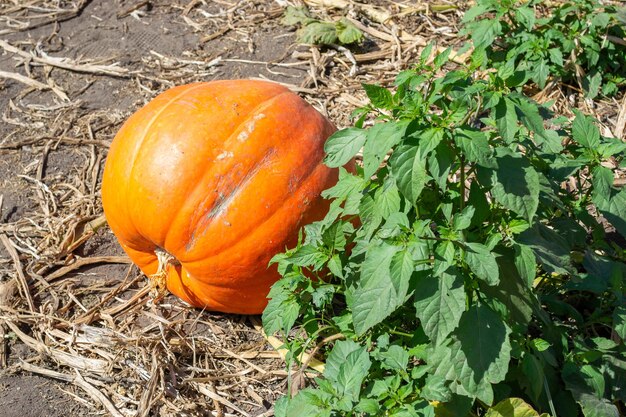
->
101, 80, 338, 314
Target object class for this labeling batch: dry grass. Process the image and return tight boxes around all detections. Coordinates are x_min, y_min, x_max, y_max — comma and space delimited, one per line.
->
0, 1, 623, 416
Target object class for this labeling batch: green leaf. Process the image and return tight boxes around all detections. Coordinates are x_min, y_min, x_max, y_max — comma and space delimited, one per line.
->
596, 188, 626, 240
379, 345, 410, 371
548, 48, 564, 67
485, 397, 541, 417
284, 388, 332, 417
390, 248, 415, 304
464, 242, 500, 285
518, 223, 573, 274
431, 304, 512, 404
363, 83, 394, 109
282, 6, 315, 26
363, 121, 406, 178
572, 109, 600, 149
350, 243, 402, 335
453, 206, 475, 231
374, 178, 401, 219
454, 128, 494, 168
298, 21, 338, 45
421, 374, 452, 402
324, 128, 366, 168
470, 19, 502, 49
263, 287, 300, 334
495, 97, 518, 144
491, 152, 540, 223
429, 142, 455, 191
433, 240, 456, 276
613, 305, 626, 340
336, 18, 363, 44
390, 141, 429, 204
531, 59, 549, 89
583, 70, 602, 99
515, 7, 536, 29
563, 362, 619, 417
510, 95, 545, 135
513, 244, 536, 287
336, 346, 372, 402
414, 268, 466, 346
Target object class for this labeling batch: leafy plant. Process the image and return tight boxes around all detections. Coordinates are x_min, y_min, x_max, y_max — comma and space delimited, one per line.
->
462, 0, 626, 98
263, 46, 626, 416
282, 6, 363, 46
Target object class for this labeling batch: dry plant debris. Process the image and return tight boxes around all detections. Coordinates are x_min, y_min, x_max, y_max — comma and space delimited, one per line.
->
0, 1, 623, 416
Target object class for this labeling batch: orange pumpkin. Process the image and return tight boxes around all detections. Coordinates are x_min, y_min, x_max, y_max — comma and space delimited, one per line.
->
101, 80, 338, 314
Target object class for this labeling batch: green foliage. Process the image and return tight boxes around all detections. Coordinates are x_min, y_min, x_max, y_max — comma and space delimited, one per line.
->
282, 6, 363, 46
462, 0, 626, 97
263, 47, 626, 417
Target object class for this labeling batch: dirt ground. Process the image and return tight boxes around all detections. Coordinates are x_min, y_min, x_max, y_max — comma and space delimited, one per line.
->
0, 1, 622, 416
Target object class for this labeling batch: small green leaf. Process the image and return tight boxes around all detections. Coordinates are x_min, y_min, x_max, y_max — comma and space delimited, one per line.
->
495, 97, 518, 144
513, 243, 536, 287
613, 305, 626, 340
363, 83, 394, 109
379, 345, 410, 371
465, 242, 500, 285
390, 141, 429, 205
324, 128, 366, 168
297, 22, 338, 45
374, 178, 401, 219
414, 268, 466, 346
263, 288, 301, 334
485, 397, 541, 417
572, 109, 600, 149
363, 121, 406, 178
350, 243, 402, 335
453, 206, 475, 231
433, 240, 456, 276
282, 6, 315, 26
548, 48, 564, 67
336, 18, 363, 44
515, 7, 536, 29
454, 128, 494, 168
491, 152, 540, 223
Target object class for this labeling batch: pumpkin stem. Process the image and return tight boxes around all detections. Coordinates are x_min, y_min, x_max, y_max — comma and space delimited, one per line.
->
150, 247, 179, 303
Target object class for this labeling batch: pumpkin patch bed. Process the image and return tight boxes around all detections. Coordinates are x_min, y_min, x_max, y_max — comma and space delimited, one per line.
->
0, 1, 625, 417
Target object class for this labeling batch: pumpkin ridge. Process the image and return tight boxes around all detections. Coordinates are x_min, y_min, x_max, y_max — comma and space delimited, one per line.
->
173, 115, 331, 262
182, 160, 333, 267
123, 82, 210, 246
185, 147, 277, 252
161, 89, 292, 254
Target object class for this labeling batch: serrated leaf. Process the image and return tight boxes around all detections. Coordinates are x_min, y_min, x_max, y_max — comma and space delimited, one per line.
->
513, 243, 536, 287
596, 188, 626, 240
363, 121, 406, 178
531, 59, 549, 89
454, 128, 495, 168
453, 206, 475, 231
563, 362, 619, 417
336, 18, 363, 44
363, 83, 394, 109
614, 305, 626, 340
429, 142, 455, 191
518, 223, 573, 274
263, 289, 300, 334
374, 178, 401, 219
455, 305, 512, 403
470, 19, 502, 49
298, 22, 338, 45
379, 345, 410, 371
548, 48, 564, 67
495, 97, 518, 144
390, 141, 428, 204
336, 346, 372, 402
324, 128, 366, 168
431, 305, 512, 405
491, 152, 540, 222
510, 95, 545, 135
515, 7, 536, 29
390, 248, 414, 303
350, 243, 402, 335
421, 374, 452, 402
583, 70, 602, 99
284, 388, 332, 417
572, 109, 600, 149
433, 240, 456, 276
464, 242, 499, 285
282, 6, 315, 26
485, 397, 541, 417
414, 268, 466, 346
